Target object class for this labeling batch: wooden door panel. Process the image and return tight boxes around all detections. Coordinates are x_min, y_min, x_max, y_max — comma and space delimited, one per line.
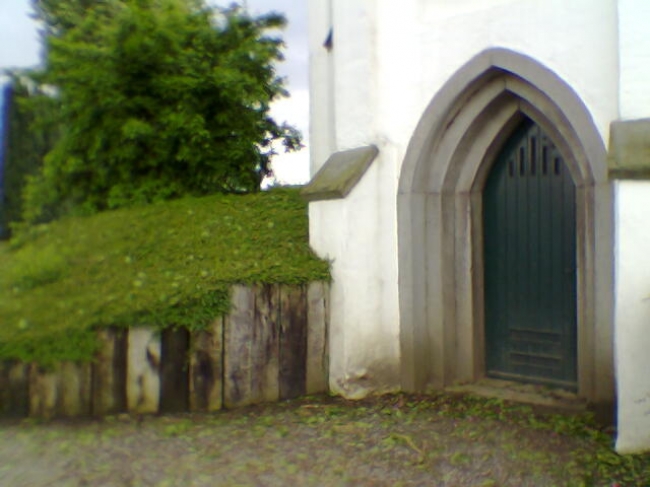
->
483, 119, 577, 388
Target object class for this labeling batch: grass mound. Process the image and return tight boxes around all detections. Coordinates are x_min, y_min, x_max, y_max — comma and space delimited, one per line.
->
0, 188, 330, 365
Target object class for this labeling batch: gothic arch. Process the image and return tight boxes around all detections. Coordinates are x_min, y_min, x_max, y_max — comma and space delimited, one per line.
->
397, 48, 614, 403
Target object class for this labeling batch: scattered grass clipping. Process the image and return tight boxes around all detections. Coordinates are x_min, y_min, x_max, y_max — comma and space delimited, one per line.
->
0, 188, 330, 365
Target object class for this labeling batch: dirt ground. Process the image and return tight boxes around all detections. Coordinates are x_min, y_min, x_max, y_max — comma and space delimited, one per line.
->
0, 393, 647, 487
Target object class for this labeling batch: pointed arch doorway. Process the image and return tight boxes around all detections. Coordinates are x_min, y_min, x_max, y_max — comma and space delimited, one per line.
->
397, 49, 614, 405
483, 119, 577, 389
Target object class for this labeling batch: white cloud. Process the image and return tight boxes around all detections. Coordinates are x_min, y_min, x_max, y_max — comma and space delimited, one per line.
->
0, 0, 41, 69
269, 147, 310, 186
271, 88, 309, 140
268, 88, 310, 184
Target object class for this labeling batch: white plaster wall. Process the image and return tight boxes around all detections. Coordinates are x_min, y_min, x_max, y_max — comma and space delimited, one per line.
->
308, 0, 623, 398
309, 149, 401, 398
331, 0, 377, 150
311, 0, 621, 176
376, 0, 619, 147
618, 0, 650, 119
614, 181, 650, 454
308, 0, 334, 175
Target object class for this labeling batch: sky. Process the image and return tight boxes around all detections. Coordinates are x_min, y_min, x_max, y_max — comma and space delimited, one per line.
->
0, 0, 310, 184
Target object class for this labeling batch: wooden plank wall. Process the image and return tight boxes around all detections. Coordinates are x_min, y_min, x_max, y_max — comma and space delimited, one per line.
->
0, 283, 329, 419
279, 286, 308, 400
189, 318, 223, 412
223, 285, 281, 408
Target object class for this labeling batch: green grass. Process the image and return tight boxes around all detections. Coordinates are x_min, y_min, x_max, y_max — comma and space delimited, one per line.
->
0, 188, 330, 365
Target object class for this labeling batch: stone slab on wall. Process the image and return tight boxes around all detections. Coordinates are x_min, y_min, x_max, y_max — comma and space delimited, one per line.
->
301, 145, 379, 201
609, 119, 650, 179
0, 283, 329, 419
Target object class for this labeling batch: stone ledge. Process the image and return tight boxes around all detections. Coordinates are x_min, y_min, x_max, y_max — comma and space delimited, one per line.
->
608, 119, 650, 180
301, 145, 379, 201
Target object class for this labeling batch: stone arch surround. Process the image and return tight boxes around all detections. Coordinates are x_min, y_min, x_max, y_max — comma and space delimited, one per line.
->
397, 48, 614, 404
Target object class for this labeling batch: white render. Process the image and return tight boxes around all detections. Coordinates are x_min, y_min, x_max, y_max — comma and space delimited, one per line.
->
618, 0, 650, 119
614, 181, 650, 454
308, 0, 650, 452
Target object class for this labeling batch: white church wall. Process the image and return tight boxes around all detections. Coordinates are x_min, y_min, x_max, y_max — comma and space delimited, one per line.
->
308, 149, 401, 398
612, 0, 650, 453
614, 181, 650, 454
618, 0, 650, 120
330, 1, 377, 151
308, 0, 334, 176
308, 0, 642, 406
373, 0, 619, 149
308, 0, 403, 397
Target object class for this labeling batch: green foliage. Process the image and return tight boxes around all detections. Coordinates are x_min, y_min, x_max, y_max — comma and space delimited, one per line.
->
30, 0, 99, 37
0, 78, 60, 237
0, 189, 329, 365
23, 0, 301, 223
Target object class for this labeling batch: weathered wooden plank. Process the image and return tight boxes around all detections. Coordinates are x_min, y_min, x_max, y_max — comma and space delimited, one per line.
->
224, 286, 255, 408
2, 282, 325, 419
127, 327, 161, 414
92, 328, 127, 416
28, 364, 57, 419
250, 284, 280, 403
0, 364, 11, 416
29, 362, 92, 418
190, 319, 223, 412
57, 362, 92, 417
159, 327, 190, 413
224, 285, 282, 408
0, 362, 29, 417
279, 285, 308, 400
306, 282, 329, 394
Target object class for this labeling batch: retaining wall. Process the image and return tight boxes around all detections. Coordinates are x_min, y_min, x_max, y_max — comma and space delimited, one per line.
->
0, 283, 329, 418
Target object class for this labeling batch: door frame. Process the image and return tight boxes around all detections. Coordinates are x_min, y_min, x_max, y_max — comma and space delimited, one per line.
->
397, 49, 614, 406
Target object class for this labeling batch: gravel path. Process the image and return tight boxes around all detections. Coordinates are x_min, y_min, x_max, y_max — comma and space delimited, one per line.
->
0, 393, 645, 486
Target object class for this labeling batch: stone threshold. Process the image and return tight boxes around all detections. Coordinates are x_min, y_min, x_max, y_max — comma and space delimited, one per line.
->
445, 378, 588, 413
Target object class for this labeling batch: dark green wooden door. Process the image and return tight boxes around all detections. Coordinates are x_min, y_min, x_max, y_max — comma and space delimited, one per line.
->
483, 119, 577, 389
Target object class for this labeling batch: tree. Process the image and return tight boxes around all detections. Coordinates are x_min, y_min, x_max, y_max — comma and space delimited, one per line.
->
30, 0, 99, 37
0, 77, 61, 236
23, 0, 301, 222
